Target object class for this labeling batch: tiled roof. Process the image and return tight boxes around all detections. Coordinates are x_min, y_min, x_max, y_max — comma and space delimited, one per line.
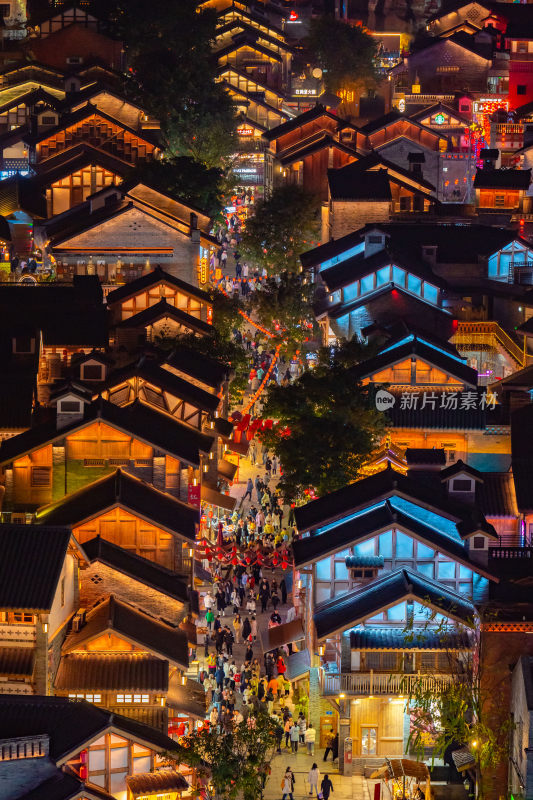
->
0, 525, 71, 611
54, 654, 169, 692
0, 695, 177, 762
62, 596, 189, 668
126, 770, 188, 795
293, 498, 496, 574
262, 104, 340, 141
36, 469, 199, 543
386, 389, 488, 430
349, 626, 471, 650
0, 647, 35, 677
439, 460, 484, 482
477, 472, 518, 517
106, 266, 211, 306
328, 166, 392, 201
82, 535, 190, 601
0, 398, 214, 468
19, 770, 116, 800
294, 465, 495, 535
115, 299, 213, 336
405, 448, 447, 465
166, 676, 206, 720
352, 337, 476, 388
474, 168, 531, 189
314, 567, 476, 638
164, 346, 229, 390
286, 648, 311, 681
101, 359, 220, 413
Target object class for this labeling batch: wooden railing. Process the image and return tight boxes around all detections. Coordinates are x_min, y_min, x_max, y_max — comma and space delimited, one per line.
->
489, 546, 533, 559
0, 624, 36, 644
321, 671, 454, 696
453, 321, 525, 367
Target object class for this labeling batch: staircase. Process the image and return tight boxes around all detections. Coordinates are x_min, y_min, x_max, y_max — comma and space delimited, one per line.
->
452, 321, 525, 370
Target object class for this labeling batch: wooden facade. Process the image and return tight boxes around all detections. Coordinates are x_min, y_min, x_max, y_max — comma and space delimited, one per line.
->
47, 165, 120, 216
112, 283, 210, 324
73, 506, 192, 571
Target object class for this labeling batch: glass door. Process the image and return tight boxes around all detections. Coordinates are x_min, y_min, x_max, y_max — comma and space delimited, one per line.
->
361, 727, 377, 755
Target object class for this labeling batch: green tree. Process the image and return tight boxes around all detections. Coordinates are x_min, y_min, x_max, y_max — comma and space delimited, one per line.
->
250, 271, 317, 358
305, 16, 378, 96
103, 0, 237, 168
240, 186, 319, 275
125, 157, 225, 218
403, 612, 512, 800
259, 338, 386, 499
167, 711, 277, 800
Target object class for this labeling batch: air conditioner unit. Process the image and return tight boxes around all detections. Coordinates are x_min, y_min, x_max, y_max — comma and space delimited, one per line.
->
72, 610, 86, 632
67, 56, 83, 65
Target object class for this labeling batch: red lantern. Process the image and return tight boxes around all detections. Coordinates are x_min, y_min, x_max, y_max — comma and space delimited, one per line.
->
245, 556, 251, 564
231, 557, 238, 566
281, 561, 288, 570
272, 555, 279, 566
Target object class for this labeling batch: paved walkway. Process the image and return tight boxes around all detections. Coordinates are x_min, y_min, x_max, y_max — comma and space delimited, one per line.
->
264, 749, 376, 800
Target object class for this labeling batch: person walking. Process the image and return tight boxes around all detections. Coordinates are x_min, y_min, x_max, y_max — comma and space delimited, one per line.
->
323, 732, 338, 762
280, 578, 288, 605
305, 724, 316, 756
244, 478, 253, 501
284, 717, 292, 749
321, 775, 334, 800
282, 767, 294, 800
242, 616, 251, 641
290, 722, 300, 753
206, 608, 215, 630
232, 613, 242, 644
307, 764, 320, 797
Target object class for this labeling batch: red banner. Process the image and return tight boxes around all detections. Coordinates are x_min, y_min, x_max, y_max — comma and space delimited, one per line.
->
188, 484, 201, 508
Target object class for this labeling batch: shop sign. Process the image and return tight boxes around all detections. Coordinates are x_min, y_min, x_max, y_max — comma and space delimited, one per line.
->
188, 484, 201, 507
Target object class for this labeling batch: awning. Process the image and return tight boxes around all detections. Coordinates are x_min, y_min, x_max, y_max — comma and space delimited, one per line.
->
167, 677, 206, 720
227, 439, 249, 456
127, 769, 189, 797
286, 648, 311, 681
201, 484, 236, 511
260, 617, 305, 652
54, 654, 169, 692
370, 759, 430, 781
217, 459, 238, 481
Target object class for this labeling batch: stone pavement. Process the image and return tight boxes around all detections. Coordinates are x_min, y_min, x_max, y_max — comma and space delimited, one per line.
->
264, 748, 376, 800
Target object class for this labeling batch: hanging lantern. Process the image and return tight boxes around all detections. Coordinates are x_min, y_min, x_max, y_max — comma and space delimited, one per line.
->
231, 557, 238, 566
272, 554, 279, 567
281, 560, 288, 570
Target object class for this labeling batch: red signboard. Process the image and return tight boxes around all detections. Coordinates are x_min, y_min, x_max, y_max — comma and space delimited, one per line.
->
188, 484, 201, 508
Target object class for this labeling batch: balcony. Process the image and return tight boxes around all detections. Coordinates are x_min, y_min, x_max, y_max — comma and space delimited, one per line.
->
321, 671, 454, 696
0, 624, 36, 644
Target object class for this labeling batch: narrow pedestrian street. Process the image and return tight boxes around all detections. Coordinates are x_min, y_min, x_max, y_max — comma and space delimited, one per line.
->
263, 749, 375, 800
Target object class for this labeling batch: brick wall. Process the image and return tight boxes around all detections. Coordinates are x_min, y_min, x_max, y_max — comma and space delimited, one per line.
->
330, 200, 390, 240
80, 562, 187, 624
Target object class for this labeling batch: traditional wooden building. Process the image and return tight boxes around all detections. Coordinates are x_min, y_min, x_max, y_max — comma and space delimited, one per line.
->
54, 594, 194, 734
474, 165, 532, 213
0, 695, 185, 800
0, 523, 86, 695
44, 184, 214, 286
35, 467, 198, 574
0, 397, 213, 513
292, 464, 501, 759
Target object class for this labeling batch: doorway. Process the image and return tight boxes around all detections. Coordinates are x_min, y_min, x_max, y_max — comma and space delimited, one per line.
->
361, 726, 377, 755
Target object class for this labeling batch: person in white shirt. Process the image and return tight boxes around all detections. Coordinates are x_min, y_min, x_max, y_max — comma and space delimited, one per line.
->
305, 724, 316, 756
204, 592, 214, 611
308, 764, 320, 797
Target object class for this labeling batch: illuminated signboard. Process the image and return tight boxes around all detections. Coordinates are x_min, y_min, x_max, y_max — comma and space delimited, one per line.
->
294, 88, 317, 96
238, 126, 254, 136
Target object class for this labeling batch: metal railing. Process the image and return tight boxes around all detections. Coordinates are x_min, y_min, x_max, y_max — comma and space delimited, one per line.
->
321, 671, 454, 696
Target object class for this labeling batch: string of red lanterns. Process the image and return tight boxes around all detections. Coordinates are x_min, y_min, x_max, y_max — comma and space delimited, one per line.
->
197, 538, 293, 570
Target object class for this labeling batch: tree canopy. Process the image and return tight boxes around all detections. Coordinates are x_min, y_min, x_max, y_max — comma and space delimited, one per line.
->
167, 711, 277, 800
250, 271, 317, 358
305, 16, 378, 94
259, 338, 386, 499
239, 185, 319, 274
99, 0, 237, 170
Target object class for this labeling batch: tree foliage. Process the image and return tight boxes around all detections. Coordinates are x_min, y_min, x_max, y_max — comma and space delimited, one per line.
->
167, 711, 277, 800
259, 338, 386, 499
403, 612, 512, 800
305, 16, 378, 94
250, 271, 317, 357
239, 186, 319, 275
99, 0, 237, 169
125, 157, 226, 219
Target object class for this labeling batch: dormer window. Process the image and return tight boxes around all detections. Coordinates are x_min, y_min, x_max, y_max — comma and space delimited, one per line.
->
12, 336, 34, 354
81, 363, 104, 381
59, 400, 81, 413
472, 535, 486, 550
452, 478, 473, 492
368, 235, 383, 244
